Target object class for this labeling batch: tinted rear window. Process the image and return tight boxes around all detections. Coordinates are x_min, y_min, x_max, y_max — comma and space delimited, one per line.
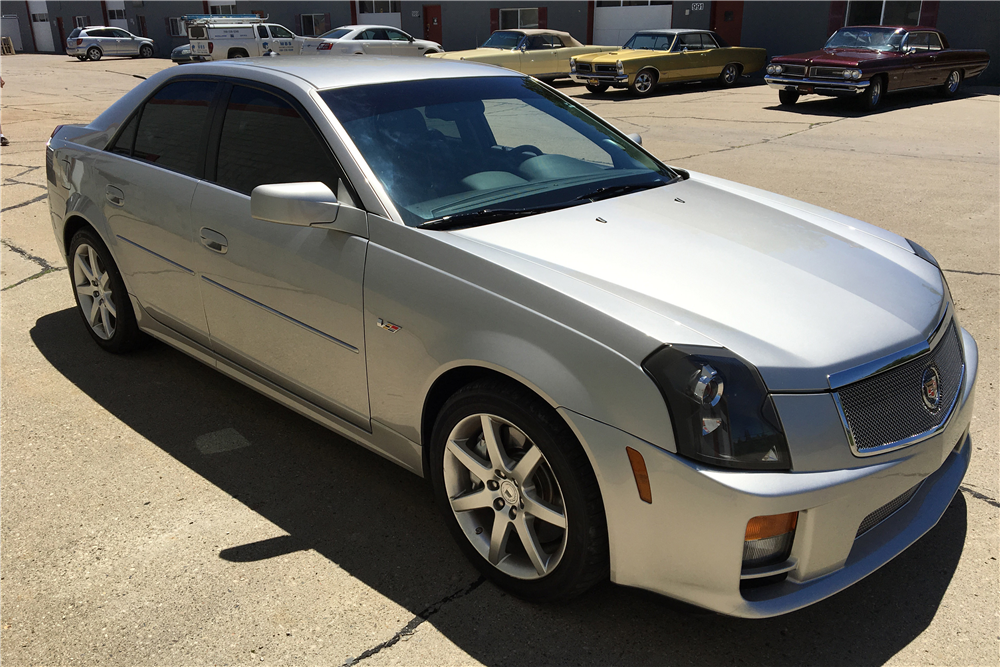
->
69, 28, 81, 39
133, 80, 217, 177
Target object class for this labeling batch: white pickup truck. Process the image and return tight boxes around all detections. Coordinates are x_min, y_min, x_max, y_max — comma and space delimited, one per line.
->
185, 15, 307, 60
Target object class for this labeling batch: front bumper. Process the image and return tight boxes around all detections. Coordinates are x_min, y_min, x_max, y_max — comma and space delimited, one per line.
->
561, 327, 977, 618
765, 75, 870, 96
570, 72, 629, 86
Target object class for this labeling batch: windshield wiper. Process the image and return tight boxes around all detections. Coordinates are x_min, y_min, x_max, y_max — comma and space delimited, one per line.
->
574, 179, 672, 203
418, 204, 575, 231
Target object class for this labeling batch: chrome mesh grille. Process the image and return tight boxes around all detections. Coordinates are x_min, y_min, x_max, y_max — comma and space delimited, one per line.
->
811, 66, 849, 79
577, 63, 592, 73
837, 322, 963, 453
856, 482, 922, 538
596, 64, 617, 73
780, 64, 806, 77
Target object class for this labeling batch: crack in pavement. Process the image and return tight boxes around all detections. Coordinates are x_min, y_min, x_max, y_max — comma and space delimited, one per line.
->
2, 266, 66, 291
960, 485, 1000, 509
943, 268, 1000, 277
1, 193, 47, 212
669, 118, 847, 161
1, 238, 59, 271
342, 577, 486, 667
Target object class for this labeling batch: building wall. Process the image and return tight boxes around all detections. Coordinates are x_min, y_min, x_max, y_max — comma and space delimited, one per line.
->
936, 1, 998, 85
2, 2, 35, 53
671, 1, 711, 29
740, 1, 833, 58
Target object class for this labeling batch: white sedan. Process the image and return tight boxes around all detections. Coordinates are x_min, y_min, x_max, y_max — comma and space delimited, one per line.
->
301, 24, 443, 56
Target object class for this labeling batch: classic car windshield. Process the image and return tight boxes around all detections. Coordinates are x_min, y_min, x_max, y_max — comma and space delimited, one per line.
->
825, 27, 905, 52
482, 31, 524, 49
319, 28, 352, 39
623, 33, 674, 50
321, 77, 675, 227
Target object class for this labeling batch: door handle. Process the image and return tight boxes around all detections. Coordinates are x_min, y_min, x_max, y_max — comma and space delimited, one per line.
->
105, 185, 124, 206
200, 227, 229, 254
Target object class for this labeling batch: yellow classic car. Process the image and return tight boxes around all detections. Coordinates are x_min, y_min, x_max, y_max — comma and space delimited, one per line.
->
426, 29, 618, 81
570, 29, 766, 96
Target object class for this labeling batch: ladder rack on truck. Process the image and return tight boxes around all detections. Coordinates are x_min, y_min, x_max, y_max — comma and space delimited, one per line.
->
181, 14, 268, 25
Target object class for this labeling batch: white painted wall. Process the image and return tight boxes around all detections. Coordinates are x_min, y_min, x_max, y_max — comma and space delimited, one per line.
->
358, 12, 402, 29
27, 0, 54, 52
594, 5, 672, 47
106, 0, 128, 30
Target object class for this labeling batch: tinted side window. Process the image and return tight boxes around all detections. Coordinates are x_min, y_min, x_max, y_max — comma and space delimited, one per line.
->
215, 85, 344, 196
257, 25, 269, 38
133, 80, 217, 177
110, 114, 139, 156
269, 24, 294, 38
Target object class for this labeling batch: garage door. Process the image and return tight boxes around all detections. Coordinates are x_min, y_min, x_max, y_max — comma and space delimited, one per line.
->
594, 1, 672, 47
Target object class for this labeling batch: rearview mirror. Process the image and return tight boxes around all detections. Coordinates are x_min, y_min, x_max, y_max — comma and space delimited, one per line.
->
250, 182, 367, 236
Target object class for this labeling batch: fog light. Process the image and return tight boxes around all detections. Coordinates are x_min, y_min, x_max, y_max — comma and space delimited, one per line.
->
743, 512, 797, 568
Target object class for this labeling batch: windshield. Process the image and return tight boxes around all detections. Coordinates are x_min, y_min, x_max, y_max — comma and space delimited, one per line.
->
623, 32, 674, 50
482, 31, 524, 49
319, 28, 352, 39
321, 77, 676, 227
825, 27, 906, 52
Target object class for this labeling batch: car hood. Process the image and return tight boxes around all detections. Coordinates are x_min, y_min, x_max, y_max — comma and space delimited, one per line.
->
773, 48, 904, 67
450, 173, 945, 392
427, 48, 511, 61
576, 49, 666, 64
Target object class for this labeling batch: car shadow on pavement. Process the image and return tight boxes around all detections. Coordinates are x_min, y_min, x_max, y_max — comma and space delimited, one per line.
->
31, 307, 968, 667
763, 87, 995, 117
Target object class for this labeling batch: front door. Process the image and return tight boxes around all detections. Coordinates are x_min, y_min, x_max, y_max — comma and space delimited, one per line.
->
192, 83, 371, 427
423, 5, 442, 44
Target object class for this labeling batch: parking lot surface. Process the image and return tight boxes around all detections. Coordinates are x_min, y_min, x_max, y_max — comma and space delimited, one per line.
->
1, 54, 997, 666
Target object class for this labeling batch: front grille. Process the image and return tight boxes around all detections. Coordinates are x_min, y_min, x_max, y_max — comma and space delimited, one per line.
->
596, 64, 617, 73
576, 63, 592, 73
780, 64, 806, 77
811, 66, 849, 79
856, 482, 922, 538
837, 321, 964, 453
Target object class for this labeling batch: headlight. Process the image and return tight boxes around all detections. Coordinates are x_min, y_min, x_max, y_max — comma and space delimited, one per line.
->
642, 345, 791, 470
616, 60, 625, 75
844, 69, 862, 80
570, 57, 576, 72
766, 64, 782, 75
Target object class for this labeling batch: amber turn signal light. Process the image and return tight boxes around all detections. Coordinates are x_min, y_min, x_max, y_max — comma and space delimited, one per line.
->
625, 446, 652, 504
745, 512, 798, 541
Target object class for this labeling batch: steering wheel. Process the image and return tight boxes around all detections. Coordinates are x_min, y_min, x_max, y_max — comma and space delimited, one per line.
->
510, 144, 544, 158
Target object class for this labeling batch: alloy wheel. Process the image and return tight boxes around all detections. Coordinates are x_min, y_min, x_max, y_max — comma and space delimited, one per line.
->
443, 413, 568, 580
634, 71, 654, 94
946, 71, 960, 93
723, 64, 738, 84
73, 243, 117, 340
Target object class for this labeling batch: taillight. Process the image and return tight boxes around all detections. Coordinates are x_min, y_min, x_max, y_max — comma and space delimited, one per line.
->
208, 42, 214, 54
317, 42, 333, 51
76, 39, 83, 46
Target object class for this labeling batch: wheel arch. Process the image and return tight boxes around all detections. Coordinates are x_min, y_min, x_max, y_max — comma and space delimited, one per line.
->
228, 48, 250, 58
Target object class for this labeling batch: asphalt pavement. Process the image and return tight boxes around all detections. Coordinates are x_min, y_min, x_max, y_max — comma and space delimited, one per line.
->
1, 54, 997, 666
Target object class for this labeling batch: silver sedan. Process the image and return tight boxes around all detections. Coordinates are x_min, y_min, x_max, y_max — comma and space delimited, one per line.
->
45, 56, 977, 617
66, 26, 155, 61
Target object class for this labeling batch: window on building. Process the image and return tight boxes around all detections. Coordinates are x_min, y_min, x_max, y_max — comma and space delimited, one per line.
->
359, 2, 402, 13
500, 8, 539, 29
133, 81, 218, 177
31, 14, 48, 23
210, 4, 239, 15
74, 16, 89, 28
846, 1, 922, 27
596, 1, 673, 6
215, 86, 344, 196
301, 14, 328, 36
168, 17, 185, 36
108, 9, 126, 20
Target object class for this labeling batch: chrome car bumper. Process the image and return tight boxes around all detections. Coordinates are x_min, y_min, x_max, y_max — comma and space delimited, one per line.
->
570, 73, 628, 86
765, 75, 870, 95
561, 326, 977, 618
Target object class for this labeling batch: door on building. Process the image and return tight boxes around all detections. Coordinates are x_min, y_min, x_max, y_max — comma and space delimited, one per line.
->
28, 0, 55, 52
710, 1, 744, 47
423, 5, 442, 44
1, 15, 24, 52
137, 15, 147, 37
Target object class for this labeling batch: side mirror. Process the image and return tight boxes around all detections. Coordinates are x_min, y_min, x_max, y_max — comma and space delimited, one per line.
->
626, 133, 643, 146
250, 182, 367, 236
519, 43, 526, 52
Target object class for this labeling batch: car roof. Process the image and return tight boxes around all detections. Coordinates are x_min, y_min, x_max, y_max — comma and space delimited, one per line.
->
632, 28, 709, 35
181, 55, 517, 89
837, 25, 940, 32
337, 24, 408, 31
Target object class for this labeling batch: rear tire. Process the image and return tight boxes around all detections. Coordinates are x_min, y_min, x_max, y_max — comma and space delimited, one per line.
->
429, 378, 608, 602
68, 229, 143, 353
940, 70, 961, 97
629, 69, 658, 97
76, 55, 87, 61
718, 63, 741, 87
778, 89, 799, 106
585, 83, 609, 94
86, 47, 102, 61
228, 49, 249, 59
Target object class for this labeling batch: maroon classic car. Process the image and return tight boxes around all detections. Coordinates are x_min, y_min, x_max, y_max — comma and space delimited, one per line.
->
764, 26, 990, 111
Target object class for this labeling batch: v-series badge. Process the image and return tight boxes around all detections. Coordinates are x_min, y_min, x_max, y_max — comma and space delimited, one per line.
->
376, 318, 401, 333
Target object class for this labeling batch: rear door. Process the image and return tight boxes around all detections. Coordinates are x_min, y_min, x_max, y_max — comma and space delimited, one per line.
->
97, 78, 220, 346
354, 28, 393, 55
191, 82, 371, 427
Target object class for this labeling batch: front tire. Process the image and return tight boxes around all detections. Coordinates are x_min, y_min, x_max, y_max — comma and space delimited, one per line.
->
429, 378, 608, 601
940, 70, 961, 97
778, 89, 799, 106
629, 69, 658, 97
718, 63, 741, 87
68, 229, 143, 353
585, 82, 609, 94
860, 75, 884, 111
86, 47, 102, 61
139, 44, 153, 58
